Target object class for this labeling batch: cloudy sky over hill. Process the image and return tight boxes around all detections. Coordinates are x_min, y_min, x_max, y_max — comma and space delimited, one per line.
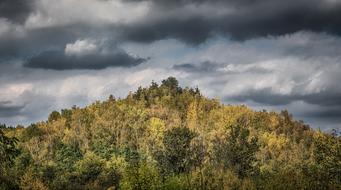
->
1, 0, 341, 130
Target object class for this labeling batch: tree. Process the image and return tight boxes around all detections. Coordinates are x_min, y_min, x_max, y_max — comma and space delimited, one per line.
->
214, 120, 259, 178
186, 101, 198, 130
161, 77, 179, 90
73, 152, 105, 189
0, 129, 19, 165
121, 162, 161, 190
0, 128, 20, 189
308, 131, 341, 189
54, 143, 82, 171
21, 124, 45, 141
61, 109, 72, 128
157, 127, 196, 174
48, 111, 61, 123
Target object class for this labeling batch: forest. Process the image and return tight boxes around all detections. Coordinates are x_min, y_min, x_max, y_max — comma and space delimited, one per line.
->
0, 77, 340, 190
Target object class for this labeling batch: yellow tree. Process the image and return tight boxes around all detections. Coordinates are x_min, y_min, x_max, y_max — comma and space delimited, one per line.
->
186, 101, 198, 131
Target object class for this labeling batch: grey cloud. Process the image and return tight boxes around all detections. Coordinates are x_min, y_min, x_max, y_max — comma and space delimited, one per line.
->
296, 105, 341, 130
117, 17, 215, 45
24, 50, 148, 70
303, 93, 341, 107
229, 88, 293, 106
173, 61, 272, 74
19, 90, 84, 121
0, 0, 33, 23
0, 24, 95, 58
0, 83, 90, 126
0, 101, 25, 117
0, 22, 149, 69
302, 108, 341, 120
229, 89, 341, 107
118, 0, 341, 44
126, 0, 270, 6
1, 0, 341, 59
173, 61, 218, 72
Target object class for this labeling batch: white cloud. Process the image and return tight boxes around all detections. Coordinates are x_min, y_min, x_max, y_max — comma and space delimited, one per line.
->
65, 39, 98, 56
0, 83, 33, 101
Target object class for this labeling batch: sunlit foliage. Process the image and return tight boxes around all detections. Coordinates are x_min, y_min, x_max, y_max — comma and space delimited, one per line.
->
1, 77, 340, 190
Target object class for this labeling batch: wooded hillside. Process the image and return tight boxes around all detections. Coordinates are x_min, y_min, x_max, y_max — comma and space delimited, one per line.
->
1, 77, 340, 190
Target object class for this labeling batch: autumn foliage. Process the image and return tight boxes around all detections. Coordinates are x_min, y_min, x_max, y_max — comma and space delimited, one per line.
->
1, 77, 340, 190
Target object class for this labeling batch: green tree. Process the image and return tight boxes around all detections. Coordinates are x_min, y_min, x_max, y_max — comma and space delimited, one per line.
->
54, 143, 82, 170
214, 120, 259, 178
308, 131, 341, 189
21, 124, 45, 141
161, 77, 179, 92
157, 127, 196, 174
48, 111, 61, 123
0, 128, 20, 189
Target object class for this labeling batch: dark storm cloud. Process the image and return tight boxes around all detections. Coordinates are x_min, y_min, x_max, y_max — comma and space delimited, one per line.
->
302, 108, 341, 119
296, 105, 341, 130
1, 0, 341, 58
24, 50, 147, 70
303, 93, 341, 107
119, 0, 341, 44
117, 17, 215, 45
0, 24, 97, 59
229, 89, 341, 107
0, 101, 25, 117
229, 88, 293, 106
0, 0, 32, 23
173, 61, 218, 72
126, 0, 263, 6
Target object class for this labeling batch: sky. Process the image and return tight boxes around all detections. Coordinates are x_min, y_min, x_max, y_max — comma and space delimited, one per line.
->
0, 0, 341, 131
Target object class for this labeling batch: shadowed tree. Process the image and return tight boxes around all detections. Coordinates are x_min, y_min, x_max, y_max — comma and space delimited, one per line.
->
214, 119, 259, 178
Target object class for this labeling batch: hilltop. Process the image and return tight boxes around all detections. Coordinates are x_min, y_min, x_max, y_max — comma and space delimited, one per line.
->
0, 77, 340, 190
